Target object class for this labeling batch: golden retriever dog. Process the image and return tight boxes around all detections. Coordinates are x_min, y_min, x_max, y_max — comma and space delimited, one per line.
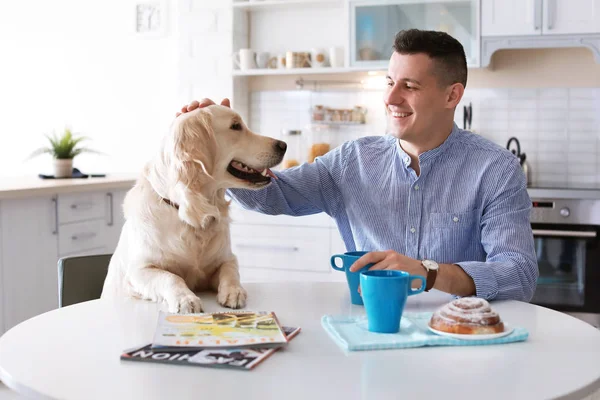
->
101, 105, 286, 313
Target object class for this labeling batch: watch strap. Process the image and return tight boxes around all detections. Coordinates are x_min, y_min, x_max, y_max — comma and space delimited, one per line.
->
425, 268, 437, 291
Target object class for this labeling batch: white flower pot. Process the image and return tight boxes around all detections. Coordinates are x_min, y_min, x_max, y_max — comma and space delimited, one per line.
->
53, 159, 73, 178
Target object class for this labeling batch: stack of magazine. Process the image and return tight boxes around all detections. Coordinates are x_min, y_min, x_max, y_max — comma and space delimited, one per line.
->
121, 310, 300, 371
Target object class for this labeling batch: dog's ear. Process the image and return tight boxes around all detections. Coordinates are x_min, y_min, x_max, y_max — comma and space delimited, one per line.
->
170, 110, 221, 229
173, 110, 218, 188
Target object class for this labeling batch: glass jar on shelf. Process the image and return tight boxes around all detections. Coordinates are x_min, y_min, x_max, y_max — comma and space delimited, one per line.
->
281, 129, 303, 169
305, 125, 334, 163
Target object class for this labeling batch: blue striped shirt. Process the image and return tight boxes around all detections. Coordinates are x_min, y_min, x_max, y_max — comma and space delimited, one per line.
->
228, 124, 538, 301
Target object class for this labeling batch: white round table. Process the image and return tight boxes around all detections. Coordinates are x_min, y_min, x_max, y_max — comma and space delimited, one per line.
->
1, 282, 599, 400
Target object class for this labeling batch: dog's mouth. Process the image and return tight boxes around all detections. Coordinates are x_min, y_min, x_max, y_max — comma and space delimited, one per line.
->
227, 160, 277, 185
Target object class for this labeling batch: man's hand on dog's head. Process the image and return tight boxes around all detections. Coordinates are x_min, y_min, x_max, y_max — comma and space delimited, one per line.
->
176, 98, 231, 117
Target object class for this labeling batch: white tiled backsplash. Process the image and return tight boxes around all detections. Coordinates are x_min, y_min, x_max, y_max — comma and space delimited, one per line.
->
250, 88, 600, 189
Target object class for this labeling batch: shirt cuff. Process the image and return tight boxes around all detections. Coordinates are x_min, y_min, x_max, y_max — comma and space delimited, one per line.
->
455, 261, 499, 300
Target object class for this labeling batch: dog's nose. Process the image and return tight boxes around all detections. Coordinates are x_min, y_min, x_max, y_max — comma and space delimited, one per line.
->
275, 140, 287, 153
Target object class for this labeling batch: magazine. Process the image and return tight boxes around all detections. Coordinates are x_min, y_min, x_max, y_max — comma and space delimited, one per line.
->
150, 310, 289, 351
121, 326, 300, 370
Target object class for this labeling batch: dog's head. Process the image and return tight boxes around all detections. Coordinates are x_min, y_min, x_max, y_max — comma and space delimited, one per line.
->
167, 105, 287, 190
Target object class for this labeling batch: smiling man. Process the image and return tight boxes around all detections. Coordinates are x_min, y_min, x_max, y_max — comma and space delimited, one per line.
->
179, 29, 538, 302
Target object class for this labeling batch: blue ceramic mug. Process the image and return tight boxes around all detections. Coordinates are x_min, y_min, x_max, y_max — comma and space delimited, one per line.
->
330, 251, 372, 305
360, 270, 426, 333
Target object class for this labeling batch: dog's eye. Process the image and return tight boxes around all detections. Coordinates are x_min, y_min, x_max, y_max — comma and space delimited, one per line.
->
230, 122, 243, 131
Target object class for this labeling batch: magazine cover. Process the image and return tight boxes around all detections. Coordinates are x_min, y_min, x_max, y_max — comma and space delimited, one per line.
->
121, 326, 301, 370
151, 310, 289, 351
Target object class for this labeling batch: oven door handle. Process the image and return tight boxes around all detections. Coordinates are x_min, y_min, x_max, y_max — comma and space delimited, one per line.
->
532, 229, 597, 238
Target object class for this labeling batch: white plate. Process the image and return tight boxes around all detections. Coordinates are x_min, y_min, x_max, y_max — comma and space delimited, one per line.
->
427, 323, 514, 341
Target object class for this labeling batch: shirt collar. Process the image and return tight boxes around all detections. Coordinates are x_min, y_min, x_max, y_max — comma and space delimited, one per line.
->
391, 123, 460, 167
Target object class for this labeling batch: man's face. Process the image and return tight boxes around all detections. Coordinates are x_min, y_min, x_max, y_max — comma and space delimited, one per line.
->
384, 52, 450, 141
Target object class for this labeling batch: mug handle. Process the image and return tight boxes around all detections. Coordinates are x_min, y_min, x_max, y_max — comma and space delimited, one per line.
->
408, 275, 426, 296
232, 53, 241, 69
330, 255, 344, 271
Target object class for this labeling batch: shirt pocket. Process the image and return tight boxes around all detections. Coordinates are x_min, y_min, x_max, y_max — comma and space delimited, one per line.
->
427, 210, 482, 263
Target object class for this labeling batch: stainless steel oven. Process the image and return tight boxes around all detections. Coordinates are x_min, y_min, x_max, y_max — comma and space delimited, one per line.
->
529, 193, 600, 328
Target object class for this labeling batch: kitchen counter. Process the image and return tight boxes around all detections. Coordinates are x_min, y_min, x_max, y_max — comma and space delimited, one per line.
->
0, 174, 138, 200
1, 174, 597, 203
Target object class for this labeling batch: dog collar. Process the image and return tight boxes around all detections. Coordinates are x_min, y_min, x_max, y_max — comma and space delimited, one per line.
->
162, 197, 180, 210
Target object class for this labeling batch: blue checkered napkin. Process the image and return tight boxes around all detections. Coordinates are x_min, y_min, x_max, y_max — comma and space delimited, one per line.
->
321, 312, 529, 352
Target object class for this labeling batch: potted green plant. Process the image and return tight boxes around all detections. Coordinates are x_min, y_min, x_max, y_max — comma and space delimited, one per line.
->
29, 127, 99, 178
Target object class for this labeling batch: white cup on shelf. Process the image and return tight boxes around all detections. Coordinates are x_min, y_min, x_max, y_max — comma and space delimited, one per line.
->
310, 48, 327, 68
233, 48, 257, 70
256, 51, 270, 69
329, 46, 344, 68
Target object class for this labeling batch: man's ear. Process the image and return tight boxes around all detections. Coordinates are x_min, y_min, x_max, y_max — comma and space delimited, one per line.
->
445, 83, 465, 109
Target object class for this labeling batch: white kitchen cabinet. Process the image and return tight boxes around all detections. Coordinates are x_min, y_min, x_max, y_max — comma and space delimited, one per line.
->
482, 0, 600, 36
350, 0, 481, 68
543, 0, 600, 35
0, 196, 59, 333
0, 185, 132, 335
482, 0, 541, 36
229, 205, 348, 283
104, 189, 129, 253
56, 189, 129, 258
480, 0, 600, 67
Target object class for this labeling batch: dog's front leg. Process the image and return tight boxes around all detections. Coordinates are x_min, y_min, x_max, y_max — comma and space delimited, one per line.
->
211, 259, 247, 309
129, 266, 203, 313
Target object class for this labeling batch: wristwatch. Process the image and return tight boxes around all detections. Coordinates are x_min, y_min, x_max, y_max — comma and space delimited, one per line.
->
421, 259, 439, 292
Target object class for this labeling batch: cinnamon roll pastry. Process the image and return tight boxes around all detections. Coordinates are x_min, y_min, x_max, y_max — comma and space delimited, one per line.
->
429, 298, 505, 335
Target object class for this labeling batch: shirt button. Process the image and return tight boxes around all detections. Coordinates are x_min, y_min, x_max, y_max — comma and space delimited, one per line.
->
453, 216, 459, 222
410, 227, 416, 233
414, 185, 420, 191
404, 157, 410, 163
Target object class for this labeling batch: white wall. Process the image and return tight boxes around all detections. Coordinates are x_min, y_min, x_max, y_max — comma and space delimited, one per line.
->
0, 0, 181, 177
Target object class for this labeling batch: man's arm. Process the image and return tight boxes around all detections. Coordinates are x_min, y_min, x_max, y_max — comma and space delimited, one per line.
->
455, 156, 538, 301
350, 156, 538, 302
228, 141, 349, 218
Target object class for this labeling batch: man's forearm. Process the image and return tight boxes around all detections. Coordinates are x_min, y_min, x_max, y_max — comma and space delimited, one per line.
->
435, 263, 476, 297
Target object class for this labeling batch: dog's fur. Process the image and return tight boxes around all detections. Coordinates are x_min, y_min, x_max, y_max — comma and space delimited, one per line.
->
101, 105, 286, 313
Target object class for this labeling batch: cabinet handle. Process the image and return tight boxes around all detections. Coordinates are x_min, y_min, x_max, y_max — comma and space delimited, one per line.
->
532, 229, 596, 238
546, 0, 555, 30
71, 232, 98, 241
70, 202, 93, 210
107, 192, 114, 226
51, 196, 58, 235
534, 0, 542, 30
236, 243, 299, 252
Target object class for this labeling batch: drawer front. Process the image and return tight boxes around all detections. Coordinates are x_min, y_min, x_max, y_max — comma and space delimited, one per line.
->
58, 192, 106, 224
59, 219, 106, 256
229, 205, 335, 228
231, 224, 331, 273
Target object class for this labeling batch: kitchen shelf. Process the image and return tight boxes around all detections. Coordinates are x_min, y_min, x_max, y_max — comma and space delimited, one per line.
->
232, 66, 386, 76
232, 0, 343, 10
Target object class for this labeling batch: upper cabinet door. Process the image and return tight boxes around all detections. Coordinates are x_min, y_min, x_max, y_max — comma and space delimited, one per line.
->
350, 0, 481, 68
482, 0, 541, 36
543, 0, 600, 34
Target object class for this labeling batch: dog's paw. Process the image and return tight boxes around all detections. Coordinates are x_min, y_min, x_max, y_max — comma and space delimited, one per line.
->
217, 285, 247, 309
166, 291, 204, 314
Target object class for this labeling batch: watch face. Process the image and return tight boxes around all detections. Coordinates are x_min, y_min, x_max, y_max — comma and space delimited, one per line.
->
423, 260, 439, 270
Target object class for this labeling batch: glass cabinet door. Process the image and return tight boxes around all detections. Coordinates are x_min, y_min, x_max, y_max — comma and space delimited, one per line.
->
350, 0, 480, 68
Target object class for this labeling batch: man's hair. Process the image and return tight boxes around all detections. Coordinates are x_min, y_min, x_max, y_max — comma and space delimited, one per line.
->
393, 29, 467, 89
